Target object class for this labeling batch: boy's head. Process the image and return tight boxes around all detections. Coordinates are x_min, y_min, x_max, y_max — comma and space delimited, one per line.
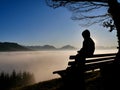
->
82, 29, 90, 39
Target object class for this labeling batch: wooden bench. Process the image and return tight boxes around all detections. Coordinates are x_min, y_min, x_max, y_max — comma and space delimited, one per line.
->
53, 52, 119, 89
53, 53, 116, 78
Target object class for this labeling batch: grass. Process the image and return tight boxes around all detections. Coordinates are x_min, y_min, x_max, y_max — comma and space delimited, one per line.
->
11, 70, 104, 90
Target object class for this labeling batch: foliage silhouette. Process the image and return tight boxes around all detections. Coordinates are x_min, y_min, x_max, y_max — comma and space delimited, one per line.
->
0, 70, 35, 90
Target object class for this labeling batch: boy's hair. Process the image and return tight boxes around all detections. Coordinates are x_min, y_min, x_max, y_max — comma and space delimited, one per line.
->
82, 29, 90, 38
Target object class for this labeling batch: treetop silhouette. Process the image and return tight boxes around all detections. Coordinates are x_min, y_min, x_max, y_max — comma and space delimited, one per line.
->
46, 0, 120, 61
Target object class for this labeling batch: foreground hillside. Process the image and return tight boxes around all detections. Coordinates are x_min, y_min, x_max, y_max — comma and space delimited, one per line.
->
12, 71, 104, 90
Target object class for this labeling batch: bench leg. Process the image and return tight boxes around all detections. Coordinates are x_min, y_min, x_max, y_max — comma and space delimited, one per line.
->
61, 68, 86, 90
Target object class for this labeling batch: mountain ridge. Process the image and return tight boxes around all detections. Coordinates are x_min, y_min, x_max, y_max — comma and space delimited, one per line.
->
0, 42, 117, 51
0, 42, 77, 51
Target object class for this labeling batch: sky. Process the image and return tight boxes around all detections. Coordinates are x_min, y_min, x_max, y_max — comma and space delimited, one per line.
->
0, 0, 118, 48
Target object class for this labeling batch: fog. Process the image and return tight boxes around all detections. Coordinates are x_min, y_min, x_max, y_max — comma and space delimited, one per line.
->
0, 50, 117, 83
0, 51, 77, 83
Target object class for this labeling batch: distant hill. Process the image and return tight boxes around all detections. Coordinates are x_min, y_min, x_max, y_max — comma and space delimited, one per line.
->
27, 45, 57, 50
27, 45, 77, 50
0, 42, 77, 51
59, 45, 77, 50
0, 42, 30, 51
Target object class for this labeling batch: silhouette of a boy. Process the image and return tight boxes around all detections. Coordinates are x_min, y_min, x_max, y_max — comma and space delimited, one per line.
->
74, 29, 95, 90
64, 29, 95, 90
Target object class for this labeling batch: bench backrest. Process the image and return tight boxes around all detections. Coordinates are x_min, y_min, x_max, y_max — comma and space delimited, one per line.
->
69, 53, 116, 71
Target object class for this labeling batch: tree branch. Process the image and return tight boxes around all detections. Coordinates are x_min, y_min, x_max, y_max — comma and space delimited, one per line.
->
46, 0, 108, 8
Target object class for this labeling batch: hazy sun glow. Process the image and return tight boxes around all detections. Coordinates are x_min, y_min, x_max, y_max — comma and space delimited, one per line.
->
93, 38, 97, 45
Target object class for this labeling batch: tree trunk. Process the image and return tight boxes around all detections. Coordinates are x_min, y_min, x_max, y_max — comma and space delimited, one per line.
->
108, 0, 120, 62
